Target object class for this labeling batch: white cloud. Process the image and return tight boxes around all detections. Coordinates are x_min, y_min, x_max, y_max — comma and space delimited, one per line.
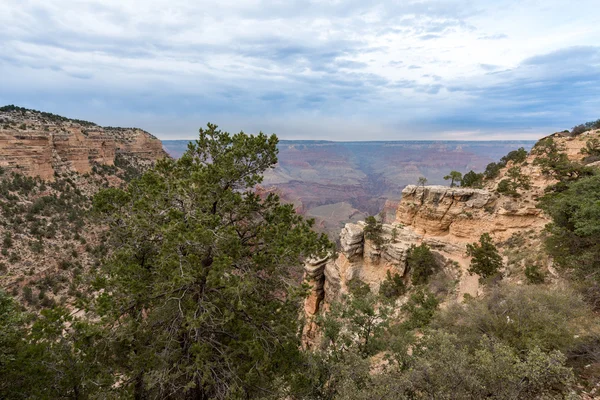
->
1, 0, 599, 139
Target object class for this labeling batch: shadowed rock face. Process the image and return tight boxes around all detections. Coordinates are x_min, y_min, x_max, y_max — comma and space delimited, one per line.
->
0, 108, 167, 180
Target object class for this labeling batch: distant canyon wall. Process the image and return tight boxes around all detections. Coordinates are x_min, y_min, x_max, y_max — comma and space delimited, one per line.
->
0, 109, 167, 180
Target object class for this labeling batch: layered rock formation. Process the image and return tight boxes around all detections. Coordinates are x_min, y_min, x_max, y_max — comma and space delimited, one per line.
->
303, 130, 600, 325
395, 185, 545, 242
0, 106, 167, 180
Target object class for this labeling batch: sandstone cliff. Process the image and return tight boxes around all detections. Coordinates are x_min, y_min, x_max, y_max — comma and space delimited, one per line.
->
303, 129, 600, 330
0, 106, 167, 180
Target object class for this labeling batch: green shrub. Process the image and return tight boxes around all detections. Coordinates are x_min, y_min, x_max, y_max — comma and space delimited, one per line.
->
496, 166, 531, 196
525, 264, 545, 284
484, 161, 504, 179
434, 284, 593, 353
3, 232, 13, 248
539, 175, 600, 306
401, 288, 439, 330
461, 170, 484, 188
348, 278, 371, 298
29, 239, 44, 254
22, 287, 35, 305
500, 147, 528, 164
467, 233, 503, 280
407, 243, 438, 285
363, 215, 384, 246
379, 270, 406, 300
8, 252, 20, 263
531, 137, 593, 183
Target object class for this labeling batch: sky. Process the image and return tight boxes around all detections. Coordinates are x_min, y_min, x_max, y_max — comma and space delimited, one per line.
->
1, 0, 599, 140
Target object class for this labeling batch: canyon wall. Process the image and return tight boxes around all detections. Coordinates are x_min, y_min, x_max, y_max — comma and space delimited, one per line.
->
0, 107, 167, 180
303, 130, 600, 331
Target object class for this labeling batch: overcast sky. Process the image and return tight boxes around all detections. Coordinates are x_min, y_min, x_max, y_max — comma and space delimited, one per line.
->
1, 0, 599, 140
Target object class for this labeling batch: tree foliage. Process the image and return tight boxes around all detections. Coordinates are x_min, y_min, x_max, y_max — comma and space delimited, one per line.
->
407, 243, 438, 286
539, 175, 600, 306
93, 124, 332, 399
461, 170, 484, 188
500, 147, 528, 164
466, 233, 503, 280
531, 137, 593, 185
496, 166, 531, 196
443, 171, 462, 187
363, 215, 384, 246
379, 270, 406, 300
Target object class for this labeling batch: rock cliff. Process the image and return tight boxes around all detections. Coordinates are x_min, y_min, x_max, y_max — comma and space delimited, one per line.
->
0, 106, 167, 180
303, 130, 600, 326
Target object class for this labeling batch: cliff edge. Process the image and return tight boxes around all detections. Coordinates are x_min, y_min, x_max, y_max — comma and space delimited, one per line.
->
0, 105, 167, 180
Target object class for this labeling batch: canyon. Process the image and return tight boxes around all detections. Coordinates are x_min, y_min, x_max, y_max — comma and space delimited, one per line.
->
164, 139, 536, 236
302, 129, 600, 344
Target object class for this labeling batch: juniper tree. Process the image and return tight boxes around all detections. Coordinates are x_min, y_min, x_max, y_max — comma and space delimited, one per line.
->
467, 233, 503, 280
363, 215, 384, 246
93, 124, 332, 399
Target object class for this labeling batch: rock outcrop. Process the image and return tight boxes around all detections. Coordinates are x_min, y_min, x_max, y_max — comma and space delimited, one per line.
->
303, 131, 600, 324
395, 185, 545, 242
304, 222, 418, 316
0, 106, 167, 180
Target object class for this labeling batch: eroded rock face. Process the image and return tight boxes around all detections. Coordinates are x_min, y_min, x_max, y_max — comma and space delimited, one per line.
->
394, 184, 549, 242
303, 255, 330, 316
317, 222, 418, 305
396, 185, 495, 236
303, 131, 600, 347
340, 222, 365, 259
0, 108, 167, 180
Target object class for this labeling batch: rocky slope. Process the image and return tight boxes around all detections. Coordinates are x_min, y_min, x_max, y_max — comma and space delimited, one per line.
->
302, 129, 600, 337
0, 105, 167, 180
0, 106, 168, 310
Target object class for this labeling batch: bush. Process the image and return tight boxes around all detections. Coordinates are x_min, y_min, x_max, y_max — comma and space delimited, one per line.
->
401, 288, 439, 329
539, 175, 600, 306
496, 179, 512, 195
525, 263, 545, 284
461, 170, 484, 188
29, 239, 44, 254
379, 270, 406, 300
434, 284, 594, 354
401, 333, 574, 399
407, 243, 438, 285
531, 137, 593, 183
572, 124, 587, 136
348, 278, 371, 298
500, 147, 528, 164
496, 166, 531, 196
484, 161, 504, 179
363, 215, 384, 246
467, 233, 503, 280
22, 287, 35, 305
581, 138, 600, 161
3, 232, 13, 249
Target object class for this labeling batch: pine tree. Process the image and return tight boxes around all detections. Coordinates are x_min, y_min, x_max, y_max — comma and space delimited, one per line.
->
444, 171, 462, 187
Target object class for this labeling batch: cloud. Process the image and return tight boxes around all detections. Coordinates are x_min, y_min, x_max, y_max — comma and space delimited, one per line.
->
1, 0, 599, 140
